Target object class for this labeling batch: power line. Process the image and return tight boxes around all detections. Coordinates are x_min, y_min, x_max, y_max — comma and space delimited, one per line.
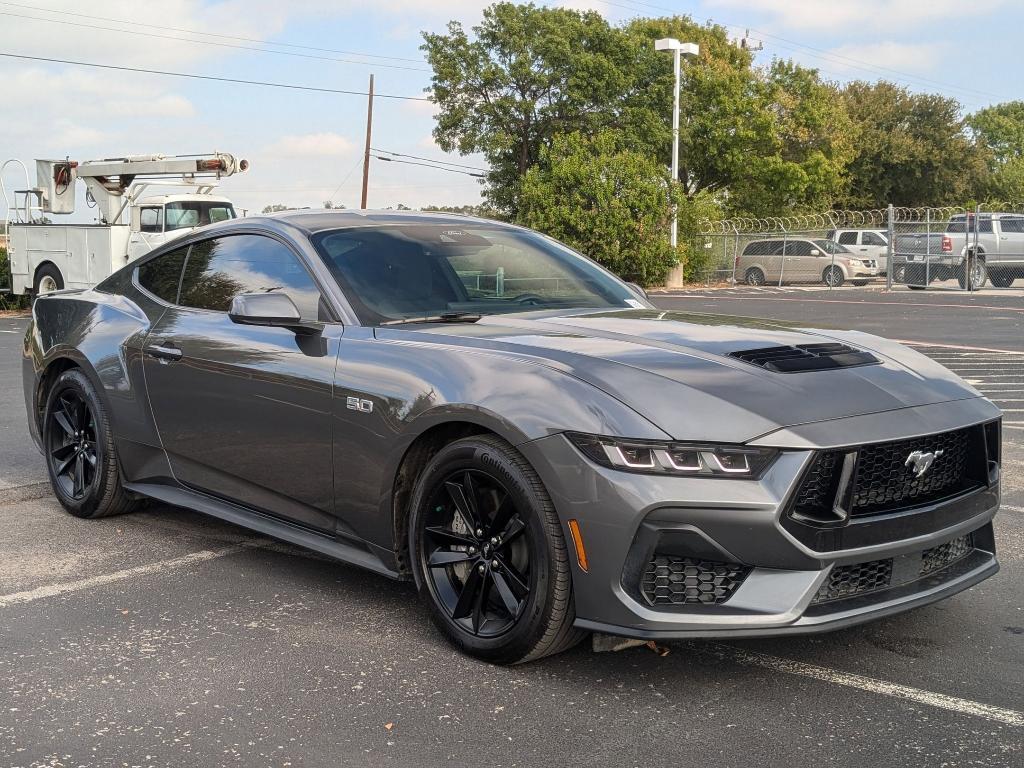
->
0, 10, 430, 73
371, 148, 487, 172
0, 1, 424, 64
0, 52, 432, 101
373, 156, 486, 177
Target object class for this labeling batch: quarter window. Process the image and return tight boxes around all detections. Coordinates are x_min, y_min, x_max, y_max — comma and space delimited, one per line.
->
862, 231, 887, 246
137, 246, 189, 303
178, 234, 323, 319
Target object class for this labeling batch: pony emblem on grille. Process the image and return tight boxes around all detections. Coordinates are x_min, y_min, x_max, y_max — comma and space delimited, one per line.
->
905, 449, 944, 478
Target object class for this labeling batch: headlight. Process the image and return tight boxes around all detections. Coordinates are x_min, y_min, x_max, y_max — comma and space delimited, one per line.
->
567, 433, 779, 478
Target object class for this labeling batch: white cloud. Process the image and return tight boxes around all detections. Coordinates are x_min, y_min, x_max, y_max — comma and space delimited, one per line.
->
827, 42, 939, 75
267, 132, 355, 157
709, 0, 1007, 32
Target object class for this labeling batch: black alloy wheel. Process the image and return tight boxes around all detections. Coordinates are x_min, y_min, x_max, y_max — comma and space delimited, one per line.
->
421, 469, 532, 637
409, 435, 583, 663
43, 369, 140, 519
47, 387, 98, 501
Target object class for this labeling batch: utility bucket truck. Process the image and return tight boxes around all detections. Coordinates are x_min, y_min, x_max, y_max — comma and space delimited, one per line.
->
2, 152, 248, 295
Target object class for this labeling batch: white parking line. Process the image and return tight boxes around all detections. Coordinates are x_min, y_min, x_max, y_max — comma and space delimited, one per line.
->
709, 644, 1024, 727
0, 544, 248, 608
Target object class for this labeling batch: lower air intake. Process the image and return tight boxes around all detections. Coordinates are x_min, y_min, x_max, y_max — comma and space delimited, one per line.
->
641, 555, 750, 606
812, 558, 892, 604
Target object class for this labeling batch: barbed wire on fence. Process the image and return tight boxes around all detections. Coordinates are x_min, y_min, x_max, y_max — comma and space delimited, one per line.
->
697, 206, 972, 235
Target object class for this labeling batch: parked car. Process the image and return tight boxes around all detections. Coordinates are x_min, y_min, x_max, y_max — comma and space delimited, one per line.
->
826, 229, 890, 273
893, 213, 1024, 289
736, 238, 880, 287
24, 211, 1001, 663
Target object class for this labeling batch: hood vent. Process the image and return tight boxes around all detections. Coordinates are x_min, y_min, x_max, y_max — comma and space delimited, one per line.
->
729, 343, 880, 373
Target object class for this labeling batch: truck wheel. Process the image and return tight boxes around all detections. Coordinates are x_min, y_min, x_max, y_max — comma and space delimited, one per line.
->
989, 271, 1014, 288
33, 263, 64, 295
958, 257, 987, 290
823, 265, 845, 288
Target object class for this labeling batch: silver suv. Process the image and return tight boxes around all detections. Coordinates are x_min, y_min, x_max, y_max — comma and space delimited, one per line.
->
736, 238, 880, 287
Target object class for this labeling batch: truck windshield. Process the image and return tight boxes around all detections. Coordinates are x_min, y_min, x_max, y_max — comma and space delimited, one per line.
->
164, 201, 236, 231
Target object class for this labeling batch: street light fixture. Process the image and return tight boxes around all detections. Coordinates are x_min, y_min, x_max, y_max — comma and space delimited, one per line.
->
655, 38, 699, 265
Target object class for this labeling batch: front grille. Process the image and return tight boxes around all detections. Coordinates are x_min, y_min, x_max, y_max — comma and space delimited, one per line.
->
813, 558, 892, 603
921, 534, 972, 575
850, 428, 974, 516
791, 451, 843, 521
729, 343, 879, 373
788, 426, 986, 522
641, 556, 750, 606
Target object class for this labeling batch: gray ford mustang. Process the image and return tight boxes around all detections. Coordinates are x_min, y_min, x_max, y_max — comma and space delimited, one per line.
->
22, 211, 1001, 663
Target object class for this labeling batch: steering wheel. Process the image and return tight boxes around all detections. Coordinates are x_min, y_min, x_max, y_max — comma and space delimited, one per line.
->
511, 293, 545, 306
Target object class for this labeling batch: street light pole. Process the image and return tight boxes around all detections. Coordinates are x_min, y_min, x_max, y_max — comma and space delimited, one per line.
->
654, 39, 699, 283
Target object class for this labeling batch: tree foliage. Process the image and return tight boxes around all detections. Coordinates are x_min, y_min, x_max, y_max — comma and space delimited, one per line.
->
968, 101, 1024, 201
518, 130, 681, 286
838, 81, 986, 208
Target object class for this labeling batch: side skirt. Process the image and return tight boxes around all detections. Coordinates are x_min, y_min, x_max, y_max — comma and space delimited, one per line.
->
126, 481, 401, 580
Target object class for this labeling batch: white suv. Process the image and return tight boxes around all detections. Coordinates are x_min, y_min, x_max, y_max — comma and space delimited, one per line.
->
828, 229, 890, 274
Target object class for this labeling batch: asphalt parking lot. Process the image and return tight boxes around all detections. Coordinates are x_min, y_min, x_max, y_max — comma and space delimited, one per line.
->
2, 293, 1023, 767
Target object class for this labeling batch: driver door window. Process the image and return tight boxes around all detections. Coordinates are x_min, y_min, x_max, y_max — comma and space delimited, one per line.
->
178, 234, 325, 320
140, 207, 163, 233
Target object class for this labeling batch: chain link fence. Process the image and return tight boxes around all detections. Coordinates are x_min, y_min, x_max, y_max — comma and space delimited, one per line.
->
686, 205, 1024, 292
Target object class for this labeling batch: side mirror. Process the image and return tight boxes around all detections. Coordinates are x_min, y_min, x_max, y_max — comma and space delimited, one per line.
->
228, 292, 320, 334
810, 249, 821, 256
625, 282, 649, 300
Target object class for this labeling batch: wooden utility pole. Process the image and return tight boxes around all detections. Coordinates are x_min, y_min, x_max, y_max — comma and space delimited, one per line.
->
360, 74, 374, 209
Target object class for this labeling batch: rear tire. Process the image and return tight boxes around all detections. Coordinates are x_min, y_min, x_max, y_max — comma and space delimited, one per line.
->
744, 267, 765, 286
33, 263, 64, 296
43, 369, 140, 519
958, 257, 987, 289
409, 435, 585, 664
852, 280, 868, 287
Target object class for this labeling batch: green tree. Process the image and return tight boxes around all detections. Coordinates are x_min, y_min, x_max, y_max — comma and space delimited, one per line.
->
421, 203, 504, 219
518, 130, 681, 286
261, 204, 292, 213
423, 2, 630, 215
967, 101, 1024, 201
424, 3, 853, 218
839, 81, 987, 208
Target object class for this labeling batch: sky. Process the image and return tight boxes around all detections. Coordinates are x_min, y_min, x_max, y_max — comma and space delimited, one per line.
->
0, 0, 1019, 222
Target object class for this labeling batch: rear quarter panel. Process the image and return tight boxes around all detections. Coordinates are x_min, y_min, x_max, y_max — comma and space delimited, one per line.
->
24, 289, 163, 457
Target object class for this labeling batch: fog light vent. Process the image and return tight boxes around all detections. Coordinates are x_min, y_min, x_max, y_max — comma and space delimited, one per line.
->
813, 558, 892, 604
641, 555, 750, 606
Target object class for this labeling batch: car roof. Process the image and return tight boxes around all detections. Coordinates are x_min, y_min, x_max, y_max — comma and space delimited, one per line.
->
261, 209, 512, 234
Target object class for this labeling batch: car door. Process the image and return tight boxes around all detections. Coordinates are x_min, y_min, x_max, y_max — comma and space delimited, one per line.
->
781, 240, 814, 283
140, 232, 342, 533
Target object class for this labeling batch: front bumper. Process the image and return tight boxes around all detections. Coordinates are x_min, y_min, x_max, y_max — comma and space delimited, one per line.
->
519, 405, 1000, 640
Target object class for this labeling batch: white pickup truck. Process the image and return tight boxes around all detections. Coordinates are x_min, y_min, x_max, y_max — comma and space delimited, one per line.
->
894, 213, 1024, 289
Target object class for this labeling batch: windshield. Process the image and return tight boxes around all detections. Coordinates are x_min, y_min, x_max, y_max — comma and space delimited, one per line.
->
814, 239, 849, 254
164, 201, 237, 231
312, 224, 644, 324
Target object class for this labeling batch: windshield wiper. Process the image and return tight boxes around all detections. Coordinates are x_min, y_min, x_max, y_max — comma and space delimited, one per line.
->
381, 312, 484, 326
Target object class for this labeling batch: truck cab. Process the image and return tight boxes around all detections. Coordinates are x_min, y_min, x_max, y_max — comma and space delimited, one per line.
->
128, 195, 237, 261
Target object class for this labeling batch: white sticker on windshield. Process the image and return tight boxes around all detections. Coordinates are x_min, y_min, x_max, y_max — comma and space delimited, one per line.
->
624, 299, 645, 308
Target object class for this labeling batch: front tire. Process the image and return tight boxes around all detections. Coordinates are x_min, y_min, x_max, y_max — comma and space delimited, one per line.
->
43, 369, 139, 519
989, 271, 1014, 287
409, 435, 584, 664
823, 265, 845, 288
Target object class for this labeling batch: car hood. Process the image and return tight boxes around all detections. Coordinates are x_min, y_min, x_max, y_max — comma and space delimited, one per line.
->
377, 308, 984, 443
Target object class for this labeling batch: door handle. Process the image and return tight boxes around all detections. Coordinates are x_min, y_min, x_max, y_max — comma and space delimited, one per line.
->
145, 343, 183, 362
